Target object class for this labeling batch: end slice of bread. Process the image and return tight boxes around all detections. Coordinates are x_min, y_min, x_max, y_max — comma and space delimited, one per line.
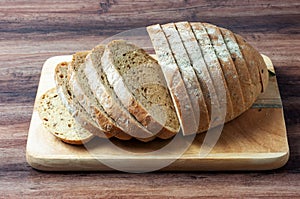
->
37, 88, 94, 145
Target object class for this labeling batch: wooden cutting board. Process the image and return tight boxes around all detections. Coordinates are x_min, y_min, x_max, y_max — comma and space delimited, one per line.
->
26, 54, 289, 171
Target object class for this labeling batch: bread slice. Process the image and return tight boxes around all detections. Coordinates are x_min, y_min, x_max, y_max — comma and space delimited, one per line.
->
68, 52, 132, 140
203, 23, 246, 119
161, 22, 210, 133
175, 21, 220, 132
219, 27, 257, 109
234, 34, 269, 93
147, 24, 198, 135
67, 51, 90, 80
37, 88, 94, 145
190, 22, 233, 124
84, 45, 156, 141
101, 40, 180, 138
55, 61, 113, 138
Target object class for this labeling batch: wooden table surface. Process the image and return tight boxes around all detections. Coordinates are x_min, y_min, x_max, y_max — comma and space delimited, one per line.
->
1, 0, 299, 198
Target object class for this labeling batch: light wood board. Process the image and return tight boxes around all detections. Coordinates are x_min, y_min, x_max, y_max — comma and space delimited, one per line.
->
26, 54, 289, 171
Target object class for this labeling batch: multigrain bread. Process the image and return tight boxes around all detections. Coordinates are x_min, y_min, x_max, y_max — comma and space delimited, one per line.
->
203, 23, 246, 119
161, 22, 210, 133
146, 24, 199, 135
101, 40, 180, 138
37, 88, 94, 145
69, 51, 132, 140
67, 51, 90, 80
84, 45, 156, 141
55, 61, 112, 138
175, 21, 220, 131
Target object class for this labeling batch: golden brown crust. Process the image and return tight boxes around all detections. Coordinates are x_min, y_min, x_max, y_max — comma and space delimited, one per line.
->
190, 22, 233, 126
147, 24, 198, 136
242, 39, 269, 93
85, 46, 156, 141
219, 27, 256, 110
203, 23, 246, 120
102, 40, 179, 138
68, 53, 127, 138
55, 62, 114, 138
163, 22, 210, 133
234, 34, 267, 101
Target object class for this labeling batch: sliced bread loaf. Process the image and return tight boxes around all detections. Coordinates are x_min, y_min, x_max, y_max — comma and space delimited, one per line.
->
68, 52, 132, 140
175, 21, 220, 132
203, 23, 246, 119
55, 61, 113, 138
37, 88, 94, 145
84, 45, 156, 141
147, 24, 198, 135
161, 22, 210, 133
190, 22, 233, 125
101, 40, 180, 138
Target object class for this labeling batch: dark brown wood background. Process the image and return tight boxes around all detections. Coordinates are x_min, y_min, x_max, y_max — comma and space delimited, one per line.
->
0, 0, 299, 198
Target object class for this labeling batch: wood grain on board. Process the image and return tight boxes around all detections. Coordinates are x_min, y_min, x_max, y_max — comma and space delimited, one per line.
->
0, 0, 299, 198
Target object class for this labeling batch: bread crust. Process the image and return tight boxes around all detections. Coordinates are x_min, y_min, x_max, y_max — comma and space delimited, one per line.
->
163, 22, 210, 133
235, 34, 268, 93
68, 52, 132, 140
101, 40, 178, 138
234, 34, 265, 98
37, 88, 94, 145
147, 24, 198, 135
55, 62, 114, 138
203, 23, 246, 120
174, 22, 219, 132
84, 46, 156, 141
190, 22, 233, 125
219, 27, 255, 108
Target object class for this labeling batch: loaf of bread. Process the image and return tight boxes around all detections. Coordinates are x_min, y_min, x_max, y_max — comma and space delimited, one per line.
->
38, 21, 268, 144
147, 21, 268, 132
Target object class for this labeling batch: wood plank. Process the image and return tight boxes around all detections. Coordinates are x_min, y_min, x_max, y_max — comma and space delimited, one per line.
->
0, 171, 299, 198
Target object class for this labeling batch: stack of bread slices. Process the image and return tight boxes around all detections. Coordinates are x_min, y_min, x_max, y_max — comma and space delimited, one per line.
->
37, 21, 268, 145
